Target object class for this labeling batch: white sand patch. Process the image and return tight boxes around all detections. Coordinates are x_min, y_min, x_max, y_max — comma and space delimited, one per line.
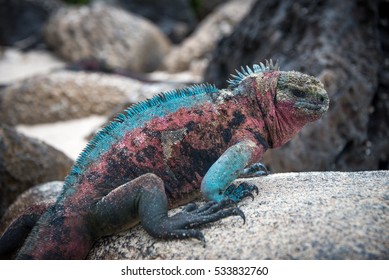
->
0, 48, 65, 84
17, 115, 107, 161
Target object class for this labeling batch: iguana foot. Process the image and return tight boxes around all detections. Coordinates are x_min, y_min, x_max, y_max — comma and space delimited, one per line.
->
146, 200, 245, 243
184, 199, 242, 220
224, 181, 259, 202
93, 173, 246, 245
240, 162, 269, 178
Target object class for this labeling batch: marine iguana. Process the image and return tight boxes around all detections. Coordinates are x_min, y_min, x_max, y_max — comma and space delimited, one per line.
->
0, 60, 329, 259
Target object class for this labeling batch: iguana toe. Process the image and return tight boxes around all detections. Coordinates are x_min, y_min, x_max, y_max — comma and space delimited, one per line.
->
224, 181, 259, 202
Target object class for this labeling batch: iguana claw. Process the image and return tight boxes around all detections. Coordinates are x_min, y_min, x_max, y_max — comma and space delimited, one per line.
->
240, 162, 269, 178
224, 181, 259, 202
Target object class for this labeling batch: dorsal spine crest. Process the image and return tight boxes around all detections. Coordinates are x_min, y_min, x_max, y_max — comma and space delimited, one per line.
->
227, 59, 279, 88
63, 83, 219, 191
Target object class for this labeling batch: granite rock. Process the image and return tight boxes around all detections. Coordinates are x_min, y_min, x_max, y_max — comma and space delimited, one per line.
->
44, 3, 171, 73
2, 171, 387, 259
87, 171, 389, 259
0, 126, 72, 218
0, 71, 177, 125
96, 0, 197, 44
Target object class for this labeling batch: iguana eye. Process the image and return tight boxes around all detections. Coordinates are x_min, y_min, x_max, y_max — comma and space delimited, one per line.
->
291, 88, 306, 98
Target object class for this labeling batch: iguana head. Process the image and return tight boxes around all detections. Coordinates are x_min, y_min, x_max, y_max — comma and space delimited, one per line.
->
269, 70, 329, 147
276, 71, 329, 123
227, 60, 329, 148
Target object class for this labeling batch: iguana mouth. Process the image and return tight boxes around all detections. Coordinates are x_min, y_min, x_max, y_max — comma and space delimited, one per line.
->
295, 91, 329, 114
296, 101, 327, 112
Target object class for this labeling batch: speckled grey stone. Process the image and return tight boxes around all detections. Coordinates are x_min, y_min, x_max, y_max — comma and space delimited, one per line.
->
0, 126, 72, 219
87, 171, 389, 259
44, 3, 171, 73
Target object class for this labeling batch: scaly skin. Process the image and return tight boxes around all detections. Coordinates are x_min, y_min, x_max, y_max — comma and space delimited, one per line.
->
0, 61, 329, 259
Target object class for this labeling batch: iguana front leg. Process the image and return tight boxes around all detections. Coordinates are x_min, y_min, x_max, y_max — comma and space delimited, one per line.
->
91, 173, 244, 244
201, 139, 265, 202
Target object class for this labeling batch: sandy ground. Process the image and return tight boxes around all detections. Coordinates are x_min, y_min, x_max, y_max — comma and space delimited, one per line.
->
17, 115, 107, 161
0, 48, 65, 84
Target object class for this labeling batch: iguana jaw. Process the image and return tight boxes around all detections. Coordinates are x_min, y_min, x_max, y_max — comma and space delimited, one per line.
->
276, 71, 329, 120
294, 88, 329, 118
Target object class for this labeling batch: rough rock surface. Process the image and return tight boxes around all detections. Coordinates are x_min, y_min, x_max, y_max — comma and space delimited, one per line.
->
204, 0, 388, 172
162, 0, 254, 74
0, 0, 63, 48
0, 71, 177, 125
44, 4, 171, 73
0, 126, 73, 219
97, 0, 198, 44
87, 171, 389, 259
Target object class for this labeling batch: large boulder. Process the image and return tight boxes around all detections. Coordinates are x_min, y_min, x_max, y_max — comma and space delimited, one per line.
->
44, 4, 171, 73
0, 125, 73, 219
0, 71, 179, 125
162, 0, 255, 74
2, 171, 387, 259
204, 0, 388, 172
0, 71, 127, 125
96, 0, 198, 44
87, 171, 389, 259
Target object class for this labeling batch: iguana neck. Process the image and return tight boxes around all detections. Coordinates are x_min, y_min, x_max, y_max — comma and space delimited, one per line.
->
235, 71, 306, 148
